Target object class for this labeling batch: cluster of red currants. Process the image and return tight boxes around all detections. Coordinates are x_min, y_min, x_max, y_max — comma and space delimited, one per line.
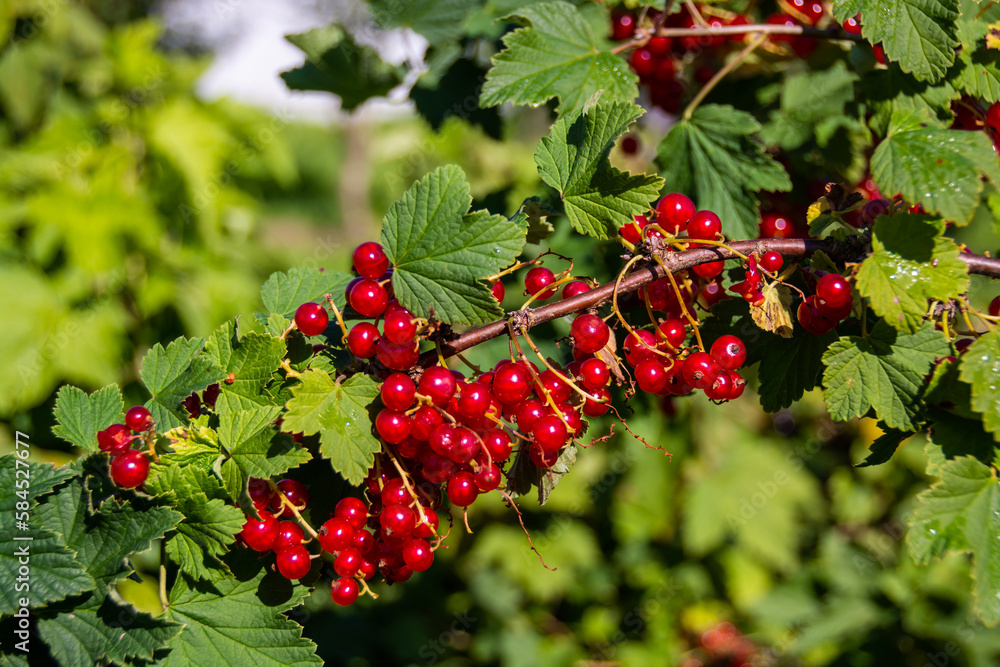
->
797, 272, 854, 334
97, 406, 154, 488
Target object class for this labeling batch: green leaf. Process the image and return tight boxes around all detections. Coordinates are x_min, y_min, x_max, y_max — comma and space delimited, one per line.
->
161, 551, 320, 667
369, 0, 478, 42
759, 62, 862, 150
146, 465, 245, 580
538, 444, 577, 505
0, 456, 92, 615
283, 370, 380, 485
218, 400, 311, 479
511, 197, 557, 245
928, 406, 999, 465
381, 165, 526, 324
954, 46, 1000, 102
862, 64, 959, 136
959, 329, 1000, 441
480, 1, 638, 116
260, 267, 353, 319
52, 385, 124, 451
205, 322, 287, 398
870, 110, 1000, 224
857, 427, 912, 466
281, 26, 405, 111
832, 0, 959, 83
656, 104, 791, 238
535, 100, 663, 239
821, 321, 950, 430
756, 327, 838, 413
855, 214, 969, 333
140, 337, 227, 430
907, 450, 1000, 626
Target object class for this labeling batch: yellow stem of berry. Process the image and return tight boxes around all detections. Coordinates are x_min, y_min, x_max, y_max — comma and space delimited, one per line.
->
325, 296, 350, 344
652, 255, 705, 352
268, 480, 320, 540
518, 325, 603, 405
506, 320, 567, 422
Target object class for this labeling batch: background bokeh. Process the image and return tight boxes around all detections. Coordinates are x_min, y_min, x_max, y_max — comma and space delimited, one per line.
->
4, 1, 1000, 665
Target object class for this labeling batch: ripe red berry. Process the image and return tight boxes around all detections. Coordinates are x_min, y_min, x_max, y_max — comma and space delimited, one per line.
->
623, 329, 657, 366
704, 371, 732, 401
648, 36, 672, 56
524, 267, 557, 299
411, 405, 444, 441
381, 503, 416, 537
656, 193, 696, 233
274, 521, 305, 550
249, 477, 276, 511
331, 577, 360, 606
457, 382, 492, 421
353, 242, 389, 279
474, 463, 502, 492
797, 295, 838, 335
402, 537, 434, 571
986, 102, 1000, 136
516, 397, 547, 432
842, 14, 862, 34
989, 296, 1000, 317
275, 545, 312, 580
241, 510, 280, 552
610, 11, 635, 41
319, 517, 356, 553
816, 273, 852, 310
375, 409, 411, 444
295, 302, 329, 336
110, 451, 149, 488
620, 135, 639, 154
413, 509, 440, 539
273, 479, 309, 518
419, 366, 457, 407
787, 0, 824, 25
482, 429, 514, 463
125, 406, 153, 432
571, 314, 610, 354
383, 306, 416, 344
692, 260, 725, 279
537, 370, 572, 403
347, 322, 380, 359
760, 251, 783, 273
562, 280, 591, 300
349, 278, 389, 318
447, 471, 478, 507
492, 363, 530, 404
630, 47, 656, 79
687, 210, 722, 240
532, 415, 568, 454
727, 371, 747, 400
529, 442, 560, 468
583, 387, 611, 417
580, 358, 610, 389
381, 373, 416, 411
621, 215, 647, 243
710, 335, 746, 371
375, 338, 419, 371
334, 547, 363, 578
380, 478, 410, 507
635, 360, 668, 394
682, 352, 722, 390
657, 319, 687, 350
98, 424, 132, 454
491, 281, 505, 302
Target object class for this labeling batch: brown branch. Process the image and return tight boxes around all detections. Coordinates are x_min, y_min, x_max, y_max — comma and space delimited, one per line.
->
419, 240, 1000, 368
655, 23, 865, 42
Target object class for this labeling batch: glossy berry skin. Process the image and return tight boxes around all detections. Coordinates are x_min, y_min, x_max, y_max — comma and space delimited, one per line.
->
413, 510, 440, 539
110, 451, 149, 488
474, 463, 502, 492
249, 477, 276, 511
692, 260, 724, 280
491, 281, 505, 302
532, 415, 569, 454
989, 296, 1000, 317
787, 0, 824, 25
402, 537, 434, 571
419, 366, 457, 407
411, 405, 444, 441
524, 267, 557, 299
580, 358, 611, 389
583, 387, 611, 417
760, 251, 783, 273
571, 314, 611, 354
349, 278, 389, 318
125, 406, 153, 432
687, 210, 722, 240
562, 280, 591, 300
537, 370, 572, 403
383, 307, 416, 344
334, 547, 363, 577
516, 398, 547, 432
295, 302, 329, 336
319, 518, 355, 553
347, 322, 380, 358
276, 545, 312, 580
380, 478, 409, 507
447, 471, 478, 507
727, 372, 747, 400
331, 577, 360, 606
381, 373, 416, 411
797, 296, 838, 335
492, 363, 530, 404
274, 479, 309, 518
335, 497, 369, 530
529, 442, 560, 468
353, 241, 389, 280
623, 329, 657, 366
710, 335, 746, 371
483, 429, 513, 463
630, 47, 656, 79
381, 503, 416, 537
98, 424, 132, 454
657, 319, 686, 350
241, 510, 280, 552
635, 360, 668, 394
816, 273, 852, 310
610, 11, 635, 40
375, 338, 419, 371
274, 521, 305, 550
656, 193, 696, 233
621, 215, 647, 243
375, 409, 411, 444
682, 352, 722, 390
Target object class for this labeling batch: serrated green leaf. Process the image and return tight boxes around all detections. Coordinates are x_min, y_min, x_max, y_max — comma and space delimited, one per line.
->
512, 197, 557, 244
219, 401, 310, 479
656, 104, 791, 238
907, 449, 1000, 626
959, 329, 1000, 441
161, 551, 320, 667
370, 0, 478, 42
863, 64, 960, 136
51, 385, 124, 451
856, 214, 969, 333
535, 100, 662, 239
480, 1, 637, 116
537, 444, 576, 505
281, 26, 404, 111
757, 327, 838, 413
954, 46, 1000, 102
928, 406, 999, 465
833, 0, 959, 83
759, 62, 861, 150
381, 165, 526, 325
822, 321, 950, 430
260, 267, 353, 319
140, 337, 226, 430
0, 456, 92, 615
283, 370, 380, 485
871, 110, 1000, 224
205, 321, 287, 398
857, 427, 912, 466
957, 0, 1000, 45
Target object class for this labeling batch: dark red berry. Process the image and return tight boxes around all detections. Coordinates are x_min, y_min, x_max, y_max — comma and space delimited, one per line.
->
571, 314, 610, 354
125, 406, 153, 432
295, 302, 329, 336
98, 424, 132, 454
760, 251, 783, 273
657, 319, 686, 350
375, 338, 419, 371
491, 281, 505, 302
692, 260, 724, 279
630, 47, 656, 79
110, 451, 149, 488
635, 360, 668, 394
474, 463, 502, 492
402, 537, 434, 571
687, 210, 722, 240
682, 352, 722, 390
759, 212, 796, 239
621, 215, 647, 243
276, 545, 312, 580
492, 363, 530, 404
532, 415, 568, 454
353, 242, 389, 279
447, 471, 478, 507
621, 136, 639, 154
334, 547, 363, 577
989, 296, 1000, 317
319, 517, 356, 553
375, 409, 411, 444
710, 335, 746, 371
483, 429, 513, 463
610, 11, 635, 40
580, 358, 610, 389
418, 366, 457, 407
383, 306, 416, 344
516, 397, 547, 432
331, 577, 359, 605
816, 273, 852, 310
241, 510, 279, 552
562, 280, 591, 300
623, 329, 657, 366
583, 387, 611, 417
347, 322, 380, 358
249, 477, 275, 511
524, 267, 557, 299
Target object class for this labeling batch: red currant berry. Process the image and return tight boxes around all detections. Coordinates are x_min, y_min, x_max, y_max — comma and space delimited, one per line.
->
687, 210, 722, 240
400, 537, 433, 572
375, 409, 411, 444
987, 102, 1000, 136
273, 479, 309, 518
124, 406, 153, 433
610, 11, 635, 41
692, 260, 724, 279
657, 319, 687, 350
532, 415, 568, 454
275, 521, 305, 550
537, 370, 572, 403
656, 193, 696, 234
797, 296, 838, 335
491, 281, 505, 302
635, 360, 668, 394
347, 322, 380, 358
334, 547, 363, 577
648, 36, 672, 56
420, 453, 457, 485
98, 424, 132, 454
621, 135, 639, 154
816, 273, 852, 310
524, 267, 557, 299
381, 373, 416, 411
249, 477, 276, 511
842, 14, 862, 34
411, 405, 444, 441
110, 451, 149, 488
380, 503, 416, 537
710, 335, 746, 371
275, 545, 312, 580
727, 371, 747, 400
295, 302, 329, 336
580, 358, 610, 389
331, 577, 360, 606
419, 366, 457, 407
571, 314, 610, 354
516, 397, 547, 432
349, 278, 389, 318
383, 306, 416, 344
529, 442, 560, 468
482, 429, 513, 463
458, 382, 492, 421
623, 329, 657, 366
492, 363, 530, 404
989, 296, 1000, 317
241, 510, 279, 552
582, 387, 611, 417
380, 478, 409, 507
447, 471, 478, 507
474, 463, 502, 492
450, 427, 480, 464
704, 371, 732, 401
630, 47, 656, 79
760, 251, 783, 273
621, 215, 647, 243
787, 0, 824, 25
562, 280, 591, 300
353, 241, 389, 279
335, 497, 369, 530
375, 338, 419, 371
682, 352, 722, 390
413, 509, 440, 539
